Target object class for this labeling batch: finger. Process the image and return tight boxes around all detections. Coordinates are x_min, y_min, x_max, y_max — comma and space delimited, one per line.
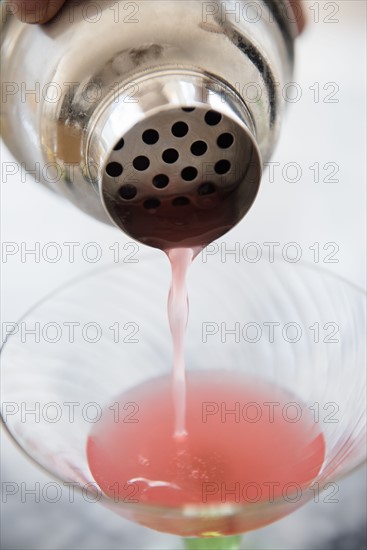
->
288, 0, 306, 34
7, 0, 66, 24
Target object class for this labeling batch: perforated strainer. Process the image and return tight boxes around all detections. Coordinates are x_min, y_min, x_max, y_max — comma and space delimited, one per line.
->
88, 71, 262, 249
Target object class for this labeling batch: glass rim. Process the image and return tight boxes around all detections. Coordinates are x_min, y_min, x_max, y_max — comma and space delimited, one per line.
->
2, 251, 366, 338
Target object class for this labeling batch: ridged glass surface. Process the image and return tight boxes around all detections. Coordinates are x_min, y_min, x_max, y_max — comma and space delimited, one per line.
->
1, 253, 365, 535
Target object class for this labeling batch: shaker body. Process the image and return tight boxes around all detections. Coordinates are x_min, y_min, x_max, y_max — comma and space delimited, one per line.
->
1, 1, 298, 237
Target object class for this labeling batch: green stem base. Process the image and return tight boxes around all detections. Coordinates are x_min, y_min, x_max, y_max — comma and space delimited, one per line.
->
184, 535, 242, 550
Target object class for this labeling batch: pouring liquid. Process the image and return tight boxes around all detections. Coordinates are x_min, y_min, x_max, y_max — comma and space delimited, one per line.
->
87, 248, 325, 513
166, 247, 200, 440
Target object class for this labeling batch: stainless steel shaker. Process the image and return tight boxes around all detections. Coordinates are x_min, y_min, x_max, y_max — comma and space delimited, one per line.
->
1, 0, 301, 248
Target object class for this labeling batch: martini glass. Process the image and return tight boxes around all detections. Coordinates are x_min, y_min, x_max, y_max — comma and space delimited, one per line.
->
1, 251, 366, 550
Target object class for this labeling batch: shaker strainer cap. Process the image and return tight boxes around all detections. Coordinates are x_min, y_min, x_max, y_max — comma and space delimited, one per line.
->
88, 69, 262, 249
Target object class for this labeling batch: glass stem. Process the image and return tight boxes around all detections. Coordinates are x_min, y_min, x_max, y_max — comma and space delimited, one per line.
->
183, 535, 242, 550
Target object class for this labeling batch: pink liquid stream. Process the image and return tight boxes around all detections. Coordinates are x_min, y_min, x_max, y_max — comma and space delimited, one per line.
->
166, 247, 200, 440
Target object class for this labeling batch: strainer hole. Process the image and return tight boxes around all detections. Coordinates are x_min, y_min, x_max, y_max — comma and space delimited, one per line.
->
144, 198, 161, 210
119, 184, 137, 200
113, 138, 125, 151
217, 133, 234, 149
205, 110, 222, 126
153, 174, 169, 189
172, 122, 189, 138
106, 162, 123, 177
182, 107, 195, 112
133, 156, 150, 171
142, 129, 159, 144
191, 140, 208, 156
198, 182, 216, 195
172, 197, 190, 206
181, 167, 198, 181
162, 149, 179, 164
215, 160, 231, 175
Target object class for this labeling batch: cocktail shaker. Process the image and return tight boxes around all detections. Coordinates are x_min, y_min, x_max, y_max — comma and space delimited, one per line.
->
1, 0, 302, 248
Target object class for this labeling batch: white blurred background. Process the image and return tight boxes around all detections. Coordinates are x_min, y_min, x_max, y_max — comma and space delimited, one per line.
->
1, 1, 366, 548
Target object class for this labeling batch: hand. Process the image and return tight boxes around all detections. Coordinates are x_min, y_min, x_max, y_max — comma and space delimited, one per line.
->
7, 0, 306, 31
7, 0, 66, 24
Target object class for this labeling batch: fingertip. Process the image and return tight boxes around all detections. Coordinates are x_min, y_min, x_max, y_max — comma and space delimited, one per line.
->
7, 0, 66, 24
37, 0, 66, 24
289, 0, 307, 35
